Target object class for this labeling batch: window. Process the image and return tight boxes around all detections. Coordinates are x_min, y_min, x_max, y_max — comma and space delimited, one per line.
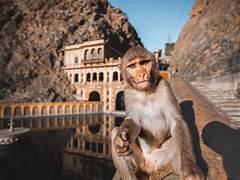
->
91, 49, 97, 59
84, 50, 88, 60
99, 72, 104, 81
86, 73, 91, 82
74, 56, 78, 64
107, 72, 109, 82
74, 74, 79, 82
98, 48, 103, 59
113, 71, 118, 81
93, 73, 97, 81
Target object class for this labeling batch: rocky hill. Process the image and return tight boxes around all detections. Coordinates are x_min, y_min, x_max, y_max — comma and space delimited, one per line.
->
172, 0, 239, 84
0, 0, 142, 102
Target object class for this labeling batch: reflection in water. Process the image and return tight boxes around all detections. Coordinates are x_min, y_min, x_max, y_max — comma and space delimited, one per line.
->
0, 114, 124, 180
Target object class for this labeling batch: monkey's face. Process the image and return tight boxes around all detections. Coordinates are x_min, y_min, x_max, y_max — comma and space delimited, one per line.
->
126, 58, 153, 90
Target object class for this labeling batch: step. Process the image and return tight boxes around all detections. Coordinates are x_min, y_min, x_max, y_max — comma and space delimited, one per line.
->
231, 115, 240, 122
206, 93, 236, 97
211, 99, 239, 103
207, 97, 237, 101
218, 102, 240, 106
227, 111, 240, 116
220, 106, 240, 111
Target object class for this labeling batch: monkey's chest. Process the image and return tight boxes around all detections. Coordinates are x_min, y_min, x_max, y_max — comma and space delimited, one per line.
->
138, 128, 170, 152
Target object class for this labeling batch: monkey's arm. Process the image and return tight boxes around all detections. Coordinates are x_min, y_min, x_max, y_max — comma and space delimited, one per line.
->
166, 95, 204, 179
119, 117, 141, 142
113, 118, 141, 156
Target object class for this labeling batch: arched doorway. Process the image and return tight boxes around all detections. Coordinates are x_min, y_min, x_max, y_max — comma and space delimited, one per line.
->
89, 91, 101, 101
4, 107, 12, 118
115, 91, 125, 111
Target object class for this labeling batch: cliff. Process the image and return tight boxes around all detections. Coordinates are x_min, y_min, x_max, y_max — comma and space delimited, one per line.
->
0, 0, 142, 102
172, 0, 239, 85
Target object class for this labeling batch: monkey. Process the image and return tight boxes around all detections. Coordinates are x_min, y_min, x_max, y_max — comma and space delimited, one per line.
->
111, 46, 204, 180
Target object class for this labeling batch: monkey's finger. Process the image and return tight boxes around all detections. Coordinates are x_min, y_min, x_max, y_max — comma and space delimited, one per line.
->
115, 136, 128, 148
120, 130, 129, 141
115, 136, 130, 148
119, 139, 130, 148
116, 146, 130, 154
118, 149, 132, 156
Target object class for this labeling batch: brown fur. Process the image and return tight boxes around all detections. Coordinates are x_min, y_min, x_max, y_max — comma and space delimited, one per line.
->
112, 47, 204, 180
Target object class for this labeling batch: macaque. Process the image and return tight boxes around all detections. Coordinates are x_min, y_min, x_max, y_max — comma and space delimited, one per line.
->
111, 46, 204, 180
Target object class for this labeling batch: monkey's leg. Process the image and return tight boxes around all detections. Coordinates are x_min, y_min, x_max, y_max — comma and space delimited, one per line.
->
144, 138, 177, 178
111, 127, 138, 180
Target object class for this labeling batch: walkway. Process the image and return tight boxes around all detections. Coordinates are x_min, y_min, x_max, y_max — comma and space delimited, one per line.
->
191, 82, 240, 122
167, 75, 240, 180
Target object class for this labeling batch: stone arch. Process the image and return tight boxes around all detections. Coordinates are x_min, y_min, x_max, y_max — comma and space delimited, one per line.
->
4, 107, 12, 118
97, 48, 103, 59
86, 105, 91, 112
33, 106, 40, 116
79, 105, 84, 113
92, 104, 97, 112
65, 105, 71, 114
86, 73, 91, 82
113, 71, 118, 81
32, 117, 40, 128
50, 106, 55, 115
84, 49, 89, 60
72, 105, 78, 114
41, 106, 48, 116
93, 72, 97, 81
89, 91, 101, 101
74, 73, 79, 82
14, 107, 22, 117
24, 106, 31, 116
98, 104, 102, 112
57, 106, 63, 114
49, 117, 55, 127
115, 91, 125, 111
88, 124, 100, 134
87, 49, 91, 60
98, 143, 103, 153
73, 138, 78, 149
85, 141, 90, 151
99, 72, 104, 81
92, 142, 97, 152
91, 48, 97, 59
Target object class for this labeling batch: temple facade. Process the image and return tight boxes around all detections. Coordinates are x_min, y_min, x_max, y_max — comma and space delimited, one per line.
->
62, 39, 125, 113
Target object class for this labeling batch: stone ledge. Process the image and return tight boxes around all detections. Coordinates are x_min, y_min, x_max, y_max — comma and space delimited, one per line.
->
165, 75, 240, 180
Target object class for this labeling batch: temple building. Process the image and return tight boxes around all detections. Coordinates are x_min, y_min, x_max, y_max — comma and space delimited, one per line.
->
63, 39, 125, 113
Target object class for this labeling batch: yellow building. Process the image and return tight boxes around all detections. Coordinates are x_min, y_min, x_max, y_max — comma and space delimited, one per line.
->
63, 39, 125, 113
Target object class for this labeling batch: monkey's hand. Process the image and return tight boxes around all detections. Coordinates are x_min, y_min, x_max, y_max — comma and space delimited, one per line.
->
113, 128, 132, 156
179, 166, 205, 180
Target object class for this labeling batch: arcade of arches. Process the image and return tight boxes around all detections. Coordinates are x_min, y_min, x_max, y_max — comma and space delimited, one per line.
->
0, 101, 103, 120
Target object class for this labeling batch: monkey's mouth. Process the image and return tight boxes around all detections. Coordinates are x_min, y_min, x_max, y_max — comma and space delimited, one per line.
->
136, 80, 149, 84
136, 80, 150, 89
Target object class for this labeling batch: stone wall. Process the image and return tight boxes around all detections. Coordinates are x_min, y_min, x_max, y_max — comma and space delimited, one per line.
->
172, 0, 240, 90
0, 0, 142, 102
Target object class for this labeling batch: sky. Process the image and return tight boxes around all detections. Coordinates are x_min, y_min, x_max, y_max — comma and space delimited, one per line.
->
108, 0, 195, 52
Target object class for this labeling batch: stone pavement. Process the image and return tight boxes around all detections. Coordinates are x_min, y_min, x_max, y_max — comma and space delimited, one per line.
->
165, 75, 240, 180
191, 82, 240, 123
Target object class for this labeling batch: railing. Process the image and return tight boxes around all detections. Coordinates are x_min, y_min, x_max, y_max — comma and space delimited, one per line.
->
0, 101, 103, 120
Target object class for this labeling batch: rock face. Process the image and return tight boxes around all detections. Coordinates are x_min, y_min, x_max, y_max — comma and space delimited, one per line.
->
0, 0, 142, 102
172, 0, 240, 84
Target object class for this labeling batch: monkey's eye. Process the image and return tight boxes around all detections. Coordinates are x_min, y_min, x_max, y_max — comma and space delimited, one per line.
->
140, 60, 151, 65
127, 63, 136, 69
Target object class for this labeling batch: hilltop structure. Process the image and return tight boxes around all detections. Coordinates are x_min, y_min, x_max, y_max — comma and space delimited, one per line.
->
63, 39, 125, 113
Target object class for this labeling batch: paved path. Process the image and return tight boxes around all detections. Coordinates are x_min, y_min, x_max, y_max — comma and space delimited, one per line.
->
166, 75, 240, 180
191, 82, 240, 123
